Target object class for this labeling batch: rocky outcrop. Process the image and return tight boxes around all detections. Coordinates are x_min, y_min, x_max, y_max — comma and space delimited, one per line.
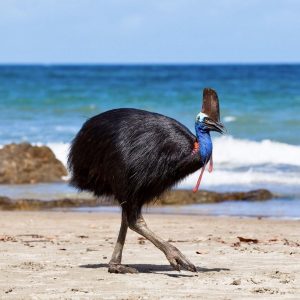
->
0, 196, 109, 210
159, 189, 274, 205
0, 189, 274, 210
0, 143, 67, 184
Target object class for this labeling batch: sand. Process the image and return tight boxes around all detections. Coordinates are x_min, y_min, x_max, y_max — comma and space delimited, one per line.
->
0, 211, 299, 299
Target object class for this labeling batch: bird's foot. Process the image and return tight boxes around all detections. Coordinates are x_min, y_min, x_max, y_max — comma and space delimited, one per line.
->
165, 246, 197, 272
108, 263, 138, 274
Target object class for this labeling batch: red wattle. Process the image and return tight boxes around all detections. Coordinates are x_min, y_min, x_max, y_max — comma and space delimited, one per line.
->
208, 155, 213, 173
192, 163, 207, 193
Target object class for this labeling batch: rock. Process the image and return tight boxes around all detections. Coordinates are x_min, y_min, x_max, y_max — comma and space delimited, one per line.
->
220, 189, 273, 201
0, 196, 11, 206
0, 196, 109, 210
160, 190, 219, 205
0, 188, 275, 210
160, 189, 274, 205
0, 143, 67, 184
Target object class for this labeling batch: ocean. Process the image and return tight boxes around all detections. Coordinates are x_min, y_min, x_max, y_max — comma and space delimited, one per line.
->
1, 64, 300, 217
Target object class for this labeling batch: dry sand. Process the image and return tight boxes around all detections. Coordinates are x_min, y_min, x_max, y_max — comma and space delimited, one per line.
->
0, 211, 299, 299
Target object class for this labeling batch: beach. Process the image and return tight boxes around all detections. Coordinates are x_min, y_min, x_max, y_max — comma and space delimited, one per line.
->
1, 1, 300, 299
1, 65, 300, 298
0, 211, 299, 299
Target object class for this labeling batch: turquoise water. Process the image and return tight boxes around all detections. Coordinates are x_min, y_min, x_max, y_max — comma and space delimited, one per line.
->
1, 65, 300, 217
1, 64, 300, 144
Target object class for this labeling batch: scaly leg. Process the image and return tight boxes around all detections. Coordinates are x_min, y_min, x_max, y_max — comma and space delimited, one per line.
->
129, 214, 196, 272
108, 211, 138, 273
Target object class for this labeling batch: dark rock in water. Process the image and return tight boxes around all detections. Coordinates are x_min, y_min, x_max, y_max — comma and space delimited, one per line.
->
0, 189, 274, 210
0, 196, 110, 210
0, 143, 67, 184
218, 189, 273, 201
0, 196, 11, 207
160, 189, 274, 205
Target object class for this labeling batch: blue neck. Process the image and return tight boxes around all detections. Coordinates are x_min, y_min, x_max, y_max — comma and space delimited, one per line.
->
195, 123, 212, 164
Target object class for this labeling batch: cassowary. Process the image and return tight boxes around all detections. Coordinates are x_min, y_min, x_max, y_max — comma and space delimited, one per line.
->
68, 88, 224, 273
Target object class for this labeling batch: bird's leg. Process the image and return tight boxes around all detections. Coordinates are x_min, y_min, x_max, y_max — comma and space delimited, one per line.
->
129, 214, 196, 272
108, 210, 138, 274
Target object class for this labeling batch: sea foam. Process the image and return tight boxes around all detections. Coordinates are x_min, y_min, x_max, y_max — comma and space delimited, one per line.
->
223, 116, 236, 123
212, 136, 300, 166
44, 136, 300, 193
47, 136, 300, 169
46, 142, 70, 167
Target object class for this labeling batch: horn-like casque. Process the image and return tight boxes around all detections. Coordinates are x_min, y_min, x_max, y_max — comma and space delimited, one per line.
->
201, 88, 220, 122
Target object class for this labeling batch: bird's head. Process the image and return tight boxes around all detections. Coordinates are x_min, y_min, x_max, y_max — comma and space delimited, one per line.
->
195, 112, 225, 133
195, 88, 225, 134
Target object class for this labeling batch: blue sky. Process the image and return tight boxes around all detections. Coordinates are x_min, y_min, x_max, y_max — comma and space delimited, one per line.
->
1, 0, 300, 64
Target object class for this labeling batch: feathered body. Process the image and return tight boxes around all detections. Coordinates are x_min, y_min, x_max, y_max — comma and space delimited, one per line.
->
68, 88, 224, 273
68, 108, 204, 220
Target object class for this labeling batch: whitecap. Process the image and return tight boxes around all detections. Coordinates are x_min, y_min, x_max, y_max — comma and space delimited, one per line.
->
223, 116, 236, 123
54, 125, 79, 133
178, 136, 300, 192
212, 136, 300, 166
179, 169, 300, 189
42, 137, 300, 194
46, 142, 70, 167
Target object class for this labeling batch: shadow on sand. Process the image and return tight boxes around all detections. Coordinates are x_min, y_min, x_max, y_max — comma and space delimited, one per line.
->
80, 263, 230, 277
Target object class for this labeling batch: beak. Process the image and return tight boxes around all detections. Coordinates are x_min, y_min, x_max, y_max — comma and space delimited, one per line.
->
204, 118, 226, 134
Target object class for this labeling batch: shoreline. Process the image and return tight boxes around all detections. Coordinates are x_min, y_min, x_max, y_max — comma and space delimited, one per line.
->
71, 206, 300, 221
2, 202, 300, 220
2, 188, 300, 220
0, 188, 274, 209
0, 211, 299, 299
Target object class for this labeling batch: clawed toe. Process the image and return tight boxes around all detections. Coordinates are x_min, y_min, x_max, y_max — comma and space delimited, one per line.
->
166, 248, 197, 272
170, 258, 197, 272
108, 264, 139, 274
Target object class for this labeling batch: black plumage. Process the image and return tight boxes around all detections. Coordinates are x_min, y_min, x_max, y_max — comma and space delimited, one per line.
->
68, 88, 223, 273
68, 108, 202, 221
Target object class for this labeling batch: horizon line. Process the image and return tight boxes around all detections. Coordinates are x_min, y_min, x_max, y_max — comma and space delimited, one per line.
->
0, 62, 300, 66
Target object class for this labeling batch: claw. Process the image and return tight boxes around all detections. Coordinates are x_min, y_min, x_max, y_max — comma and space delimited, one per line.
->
169, 257, 180, 271
166, 247, 197, 272
108, 264, 138, 274
180, 259, 197, 273
187, 263, 197, 272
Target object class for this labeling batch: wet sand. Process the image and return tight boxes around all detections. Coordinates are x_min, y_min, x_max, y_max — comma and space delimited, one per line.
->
0, 211, 299, 299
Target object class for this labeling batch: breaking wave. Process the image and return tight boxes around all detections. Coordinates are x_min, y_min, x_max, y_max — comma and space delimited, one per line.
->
43, 136, 300, 194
